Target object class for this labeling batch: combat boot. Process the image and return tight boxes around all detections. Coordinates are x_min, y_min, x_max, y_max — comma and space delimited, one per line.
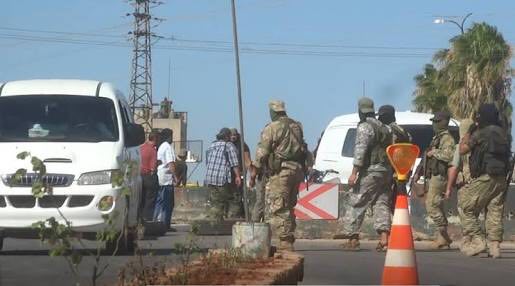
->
342, 234, 360, 251
431, 226, 452, 249
459, 235, 472, 254
278, 240, 294, 252
488, 241, 501, 259
464, 236, 486, 257
376, 231, 388, 252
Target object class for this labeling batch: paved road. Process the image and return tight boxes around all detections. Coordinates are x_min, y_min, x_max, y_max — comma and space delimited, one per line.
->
299, 240, 515, 286
1, 227, 514, 285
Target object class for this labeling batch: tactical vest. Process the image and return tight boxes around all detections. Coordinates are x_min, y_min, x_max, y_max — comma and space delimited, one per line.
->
390, 123, 411, 143
362, 118, 392, 169
469, 125, 509, 178
267, 117, 306, 173
427, 131, 452, 177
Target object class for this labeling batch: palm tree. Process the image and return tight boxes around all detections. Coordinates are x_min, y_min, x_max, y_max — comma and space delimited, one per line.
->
413, 64, 448, 113
435, 23, 513, 129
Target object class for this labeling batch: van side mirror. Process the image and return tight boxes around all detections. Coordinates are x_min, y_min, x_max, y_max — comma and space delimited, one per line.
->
125, 123, 145, 147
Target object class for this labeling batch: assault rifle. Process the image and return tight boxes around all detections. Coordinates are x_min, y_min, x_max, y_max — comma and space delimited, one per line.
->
410, 150, 429, 197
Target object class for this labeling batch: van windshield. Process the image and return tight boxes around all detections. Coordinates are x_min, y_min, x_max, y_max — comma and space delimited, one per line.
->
341, 124, 459, 158
0, 95, 119, 142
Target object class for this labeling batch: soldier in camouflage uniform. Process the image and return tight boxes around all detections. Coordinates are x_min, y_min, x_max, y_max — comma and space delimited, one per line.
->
250, 100, 306, 251
377, 105, 412, 221
445, 119, 474, 253
413, 111, 456, 249
342, 97, 393, 251
458, 104, 509, 258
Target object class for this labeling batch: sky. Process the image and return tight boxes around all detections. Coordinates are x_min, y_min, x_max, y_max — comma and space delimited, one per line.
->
2, 0, 515, 183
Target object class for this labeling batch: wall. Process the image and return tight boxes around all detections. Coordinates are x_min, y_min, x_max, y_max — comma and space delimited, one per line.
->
172, 186, 515, 241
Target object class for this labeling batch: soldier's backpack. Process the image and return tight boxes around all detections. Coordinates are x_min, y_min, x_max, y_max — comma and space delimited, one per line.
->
268, 117, 307, 174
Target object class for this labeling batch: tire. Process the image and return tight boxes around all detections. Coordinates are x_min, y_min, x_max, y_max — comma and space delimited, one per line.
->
105, 229, 136, 255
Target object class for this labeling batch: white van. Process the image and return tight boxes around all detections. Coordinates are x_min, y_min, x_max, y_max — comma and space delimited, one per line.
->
313, 111, 459, 183
0, 79, 145, 252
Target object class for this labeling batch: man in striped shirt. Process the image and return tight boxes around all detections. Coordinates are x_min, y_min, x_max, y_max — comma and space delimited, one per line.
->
204, 128, 242, 221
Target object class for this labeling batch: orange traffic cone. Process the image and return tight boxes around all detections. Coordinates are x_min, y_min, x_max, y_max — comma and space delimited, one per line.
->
382, 193, 419, 285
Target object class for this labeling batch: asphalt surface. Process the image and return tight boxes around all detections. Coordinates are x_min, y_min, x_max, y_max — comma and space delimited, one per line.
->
1, 226, 514, 285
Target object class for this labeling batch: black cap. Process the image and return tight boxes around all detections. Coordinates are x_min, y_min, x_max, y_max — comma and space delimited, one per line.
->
377, 105, 395, 116
430, 111, 451, 122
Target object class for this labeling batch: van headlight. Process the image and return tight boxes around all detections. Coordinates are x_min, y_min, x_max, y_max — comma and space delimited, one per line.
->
77, 170, 114, 185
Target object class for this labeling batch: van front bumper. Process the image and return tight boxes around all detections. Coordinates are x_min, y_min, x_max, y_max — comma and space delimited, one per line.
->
0, 185, 127, 235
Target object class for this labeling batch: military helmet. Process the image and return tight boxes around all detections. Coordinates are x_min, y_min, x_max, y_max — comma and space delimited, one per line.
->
358, 97, 375, 114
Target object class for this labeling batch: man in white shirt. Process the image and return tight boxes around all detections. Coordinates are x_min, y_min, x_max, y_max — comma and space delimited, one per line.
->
154, 128, 176, 229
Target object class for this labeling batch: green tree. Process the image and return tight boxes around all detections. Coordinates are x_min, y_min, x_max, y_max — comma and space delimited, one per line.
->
435, 23, 512, 125
414, 22, 512, 130
413, 64, 448, 113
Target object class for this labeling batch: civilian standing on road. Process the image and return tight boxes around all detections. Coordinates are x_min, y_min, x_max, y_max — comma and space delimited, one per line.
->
341, 97, 392, 251
458, 104, 510, 258
204, 128, 242, 221
445, 118, 474, 253
154, 128, 176, 229
175, 149, 188, 187
250, 100, 307, 251
413, 111, 456, 249
139, 130, 160, 221
230, 128, 251, 218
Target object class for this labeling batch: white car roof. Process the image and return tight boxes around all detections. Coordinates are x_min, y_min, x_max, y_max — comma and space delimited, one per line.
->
327, 111, 459, 127
0, 79, 119, 100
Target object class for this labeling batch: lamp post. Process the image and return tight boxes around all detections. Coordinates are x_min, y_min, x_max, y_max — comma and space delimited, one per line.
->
433, 13, 472, 34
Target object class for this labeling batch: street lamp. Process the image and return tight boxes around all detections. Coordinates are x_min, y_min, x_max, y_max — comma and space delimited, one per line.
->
433, 13, 472, 34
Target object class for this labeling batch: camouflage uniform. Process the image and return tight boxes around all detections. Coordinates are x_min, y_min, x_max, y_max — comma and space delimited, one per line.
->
253, 100, 305, 244
342, 116, 393, 237
208, 185, 241, 220
251, 175, 267, 222
459, 116, 509, 257
425, 129, 455, 227
449, 119, 474, 251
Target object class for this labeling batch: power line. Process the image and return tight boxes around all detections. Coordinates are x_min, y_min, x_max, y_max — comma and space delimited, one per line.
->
0, 26, 441, 51
0, 26, 127, 39
0, 33, 433, 58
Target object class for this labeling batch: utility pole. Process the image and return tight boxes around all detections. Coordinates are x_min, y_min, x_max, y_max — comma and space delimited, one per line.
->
129, 0, 156, 133
230, 0, 249, 222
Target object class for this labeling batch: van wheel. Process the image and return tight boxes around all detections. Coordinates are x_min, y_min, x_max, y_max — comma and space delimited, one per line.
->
105, 230, 136, 255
